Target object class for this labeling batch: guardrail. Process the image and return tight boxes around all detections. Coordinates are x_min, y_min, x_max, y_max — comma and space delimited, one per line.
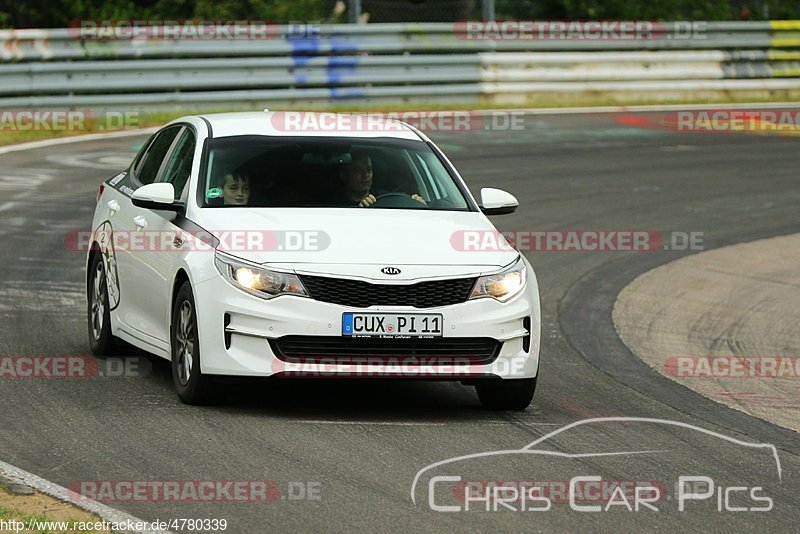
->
1, 22, 799, 108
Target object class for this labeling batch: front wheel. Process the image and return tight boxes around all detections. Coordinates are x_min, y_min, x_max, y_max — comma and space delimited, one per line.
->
171, 282, 214, 404
476, 377, 537, 410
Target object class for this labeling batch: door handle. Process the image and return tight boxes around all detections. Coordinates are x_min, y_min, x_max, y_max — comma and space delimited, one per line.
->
133, 215, 147, 230
106, 199, 119, 216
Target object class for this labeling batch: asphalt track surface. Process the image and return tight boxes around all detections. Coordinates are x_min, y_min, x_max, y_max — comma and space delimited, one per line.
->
0, 112, 799, 532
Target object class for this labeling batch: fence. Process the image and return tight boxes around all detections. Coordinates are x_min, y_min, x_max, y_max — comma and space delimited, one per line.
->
1, 22, 799, 109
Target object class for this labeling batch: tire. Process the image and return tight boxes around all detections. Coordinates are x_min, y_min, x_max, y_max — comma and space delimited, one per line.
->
171, 281, 214, 404
476, 377, 537, 411
87, 252, 123, 356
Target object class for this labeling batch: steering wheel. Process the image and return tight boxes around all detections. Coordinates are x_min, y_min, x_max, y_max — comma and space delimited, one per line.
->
371, 192, 426, 208
374, 192, 412, 201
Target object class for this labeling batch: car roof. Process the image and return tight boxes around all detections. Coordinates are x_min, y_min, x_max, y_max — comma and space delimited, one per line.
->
171, 111, 423, 141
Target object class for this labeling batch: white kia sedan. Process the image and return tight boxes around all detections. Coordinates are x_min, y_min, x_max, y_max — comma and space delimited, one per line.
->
87, 112, 541, 409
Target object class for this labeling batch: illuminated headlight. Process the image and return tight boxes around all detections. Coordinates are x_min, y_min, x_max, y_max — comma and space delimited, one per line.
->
469, 256, 526, 302
214, 251, 308, 299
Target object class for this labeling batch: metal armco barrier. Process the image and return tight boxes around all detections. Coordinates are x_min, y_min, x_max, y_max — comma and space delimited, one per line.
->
1, 21, 799, 108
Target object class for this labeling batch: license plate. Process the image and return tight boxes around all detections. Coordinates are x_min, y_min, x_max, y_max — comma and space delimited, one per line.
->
342, 313, 443, 338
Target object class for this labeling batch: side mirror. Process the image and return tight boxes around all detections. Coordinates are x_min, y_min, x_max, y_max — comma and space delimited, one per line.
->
479, 187, 518, 215
131, 183, 182, 212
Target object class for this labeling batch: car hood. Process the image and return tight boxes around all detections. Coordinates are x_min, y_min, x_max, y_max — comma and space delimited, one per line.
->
195, 208, 517, 280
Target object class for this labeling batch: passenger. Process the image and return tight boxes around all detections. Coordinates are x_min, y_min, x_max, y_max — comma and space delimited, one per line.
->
220, 172, 250, 206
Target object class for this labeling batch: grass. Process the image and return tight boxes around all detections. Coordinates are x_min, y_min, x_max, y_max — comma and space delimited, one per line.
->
0, 483, 113, 533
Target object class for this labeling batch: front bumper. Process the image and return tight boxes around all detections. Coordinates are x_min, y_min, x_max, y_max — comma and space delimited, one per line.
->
192, 267, 541, 379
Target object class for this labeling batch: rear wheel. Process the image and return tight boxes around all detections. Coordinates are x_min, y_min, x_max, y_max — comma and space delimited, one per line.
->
171, 281, 214, 404
87, 253, 123, 356
476, 377, 537, 410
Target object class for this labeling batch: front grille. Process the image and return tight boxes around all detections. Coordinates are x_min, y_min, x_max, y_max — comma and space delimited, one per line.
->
298, 275, 476, 308
270, 336, 501, 365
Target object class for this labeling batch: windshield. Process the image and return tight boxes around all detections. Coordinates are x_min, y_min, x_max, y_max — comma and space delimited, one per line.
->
202, 136, 472, 210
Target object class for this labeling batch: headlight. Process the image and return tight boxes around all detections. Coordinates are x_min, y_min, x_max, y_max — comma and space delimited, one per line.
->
214, 251, 308, 299
469, 256, 526, 302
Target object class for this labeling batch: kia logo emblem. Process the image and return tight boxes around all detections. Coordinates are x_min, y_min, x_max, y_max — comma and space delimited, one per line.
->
381, 267, 401, 275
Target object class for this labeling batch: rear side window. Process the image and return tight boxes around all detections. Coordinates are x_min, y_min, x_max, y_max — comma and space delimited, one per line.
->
160, 129, 196, 200
130, 139, 152, 177
134, 126, 181, 185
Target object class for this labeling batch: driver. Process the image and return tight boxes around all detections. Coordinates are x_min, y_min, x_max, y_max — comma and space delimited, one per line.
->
338, 151, 426, 207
